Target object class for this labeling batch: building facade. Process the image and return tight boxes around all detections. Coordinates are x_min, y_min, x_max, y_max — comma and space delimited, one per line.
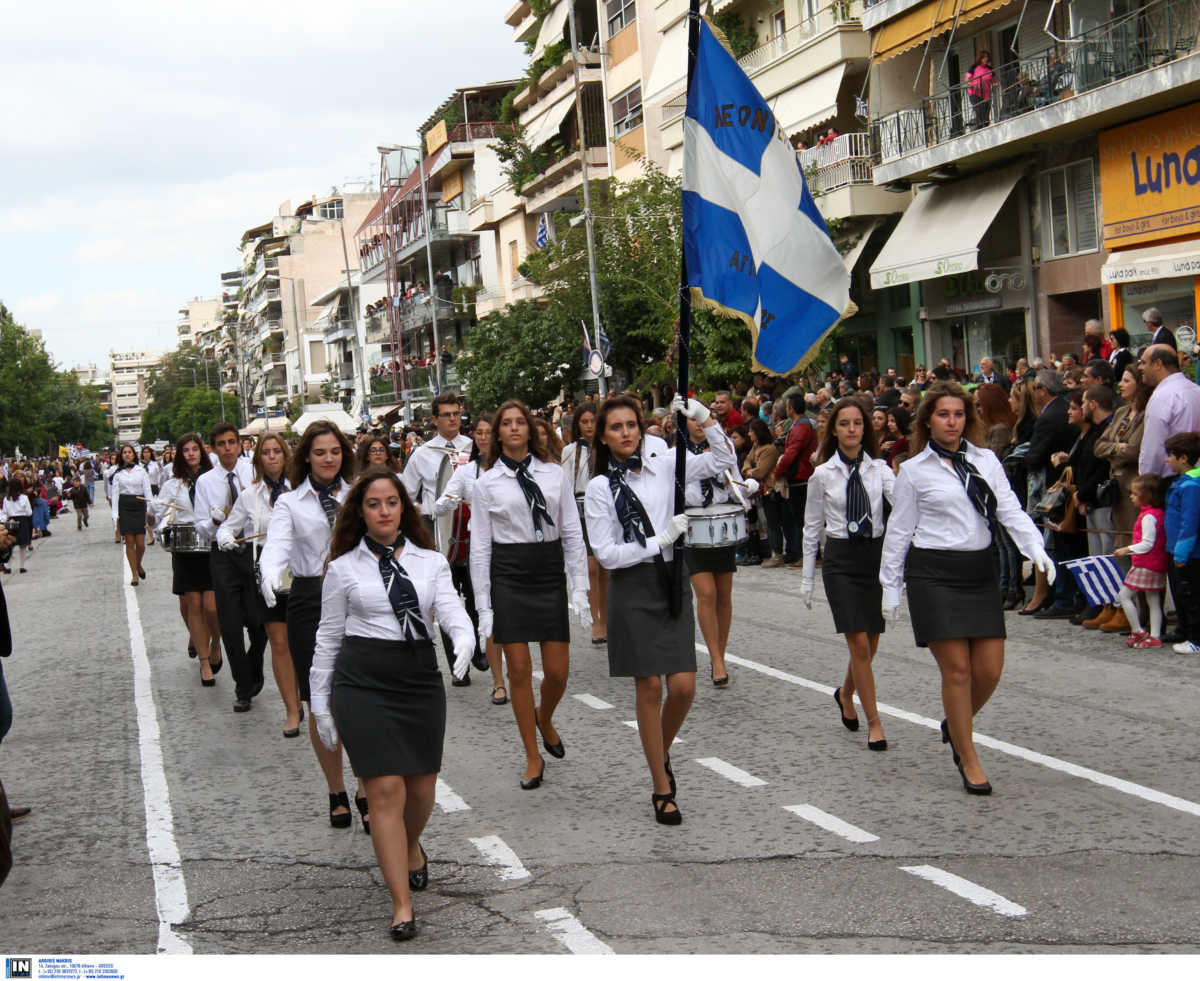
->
109, 350, 164, 443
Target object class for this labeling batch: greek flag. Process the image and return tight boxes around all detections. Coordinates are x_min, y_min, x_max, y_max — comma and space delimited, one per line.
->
536, 213, 551, 249
1063, 555, 1124, 607
597, 321, 611, 359
683, 18, 851, 375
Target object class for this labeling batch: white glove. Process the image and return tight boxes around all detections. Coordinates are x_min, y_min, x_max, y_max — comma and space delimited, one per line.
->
434, 493, 460, 516
571, 588, 592, 629
1030, 545, 1057, 586
655, 512, 690, 550
884, 605, 904, 624
742, 478, 760, 497
799, 577, 814, 609
210, 505, 227, 524
313, 712, 338, 751
477, 609, 494, 651
216, 526, 239, 552
670, 394, 711, 424
452, 636, 474, 680
260, 566, 282, 608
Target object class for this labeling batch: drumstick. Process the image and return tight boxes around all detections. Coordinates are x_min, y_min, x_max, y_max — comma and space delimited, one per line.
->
139, 496, 185, 509
725, 469, 749, 509
234, 532, 267, 543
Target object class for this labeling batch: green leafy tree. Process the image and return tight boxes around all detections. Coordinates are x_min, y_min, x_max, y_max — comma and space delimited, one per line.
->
0, 303, 57, 453
140, 346, 238, 442
43, 371, 115, 449
458, 300, 578, 412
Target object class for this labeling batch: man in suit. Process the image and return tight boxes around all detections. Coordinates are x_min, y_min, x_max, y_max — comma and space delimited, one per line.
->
1143, 307, 1177, 351
974, 356, 1010, 392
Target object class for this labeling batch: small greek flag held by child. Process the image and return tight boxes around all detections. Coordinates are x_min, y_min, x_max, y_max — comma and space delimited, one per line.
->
1063, 555, 1124, 607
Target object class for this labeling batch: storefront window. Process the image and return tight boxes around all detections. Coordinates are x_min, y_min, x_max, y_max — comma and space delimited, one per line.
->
1120, 278, 1197, 346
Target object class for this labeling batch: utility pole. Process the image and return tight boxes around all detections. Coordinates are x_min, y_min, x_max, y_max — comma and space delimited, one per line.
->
416, 156, 443, 392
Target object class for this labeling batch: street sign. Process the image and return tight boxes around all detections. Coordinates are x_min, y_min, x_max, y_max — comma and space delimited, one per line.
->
1176, 323, 1196, 355
587, 349, 605, 378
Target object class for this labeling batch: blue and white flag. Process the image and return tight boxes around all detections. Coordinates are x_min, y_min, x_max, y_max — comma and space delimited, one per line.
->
683, 18, 852, 375
1063, 555, 1124, 607
597, 321, 612, 359
536, 213, 549, 249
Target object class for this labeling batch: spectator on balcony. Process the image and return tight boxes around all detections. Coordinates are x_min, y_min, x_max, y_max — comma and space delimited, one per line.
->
818, 127, 839, 147
1037, 49, 1072, 106
965, 51, 995, 128
440, 345, 454, 367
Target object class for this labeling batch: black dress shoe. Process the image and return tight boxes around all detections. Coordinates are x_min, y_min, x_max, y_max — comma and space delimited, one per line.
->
329, 791, 352, 828
355, 794, 370, 836
471, 650, 490, 672
283, 705, 305, 738
536, 708, 564, 758
958, 762, 993, 795
833, 687, 859, 731
390, 919, 417, 942
520, 761, 545, 790
451, 673, 471, 687
868, 737, 888, 751
940, 718, 961, 766
1018, 597, 1054, 615
652, 792, 682, 825
209, 655, 223, 676
233, 698, 252, 712
409, 844, 428, 890
1034, 606, 1075, 619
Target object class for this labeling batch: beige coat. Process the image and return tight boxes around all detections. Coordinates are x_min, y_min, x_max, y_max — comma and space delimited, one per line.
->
1093, 405, 1144, 547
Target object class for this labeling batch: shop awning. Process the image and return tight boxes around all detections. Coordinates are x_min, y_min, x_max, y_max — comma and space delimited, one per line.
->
841, 220, 883, 274
1101, 239, 1200, 285
644, 17, 687, 104
240, 416, 290, 435
869, 165, 1023, 289
531, 0, 570, 62
523, 93, 575, 150
770, 64, 845, 137
874, 0, 1020, 63
292, 404, 359, 435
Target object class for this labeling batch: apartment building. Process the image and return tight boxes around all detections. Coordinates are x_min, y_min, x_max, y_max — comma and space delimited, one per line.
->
863, 0, 1200, 371
74, 364, 113, 431
175, 296, 224, 347
109, 349, 164, 443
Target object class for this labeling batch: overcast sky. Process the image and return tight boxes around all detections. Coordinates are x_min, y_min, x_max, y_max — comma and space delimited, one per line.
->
0, 0, 525, 372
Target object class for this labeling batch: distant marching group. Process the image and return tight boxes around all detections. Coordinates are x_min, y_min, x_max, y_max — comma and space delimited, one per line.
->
99, 380, 1061, 940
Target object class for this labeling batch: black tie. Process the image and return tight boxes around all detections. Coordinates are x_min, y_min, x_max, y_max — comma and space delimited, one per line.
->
187, 479, 196, 508
607, 452, 648, 546
499, 453, 554, 541
837, 448, 872, 541
263, 475, 286, 507
310, 477, 342, 527
227, 472, 239, 508
363, 535, 430, 641
930, 440, 997, 530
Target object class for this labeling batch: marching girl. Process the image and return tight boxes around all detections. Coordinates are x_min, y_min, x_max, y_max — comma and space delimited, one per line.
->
584, 394, 733, 824
561, 403, 609, 644
140, 446, 161, 545
470, 400, 589, 790
111, 443, 152, 586
2, 479, 33, 574
312, 468, 474, 941
433, 414, 508, 705
259, 422, 362, 829
800, 398, 895, 751
216, 433, 301, 734
681, 409, 756, 687
152, 433, 223, 686
881, 382, 1055, 795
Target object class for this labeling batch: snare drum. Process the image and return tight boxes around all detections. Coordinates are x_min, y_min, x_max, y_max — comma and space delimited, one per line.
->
255, 563, 293, 597
684, 504, 748, 548
164, 523, 209, 553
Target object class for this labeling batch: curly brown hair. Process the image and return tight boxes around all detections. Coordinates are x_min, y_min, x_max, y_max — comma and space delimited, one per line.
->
908, 381, 985, 455
328, 467, 435, 562
484, 400, 551, 470
289, 421, 355, 488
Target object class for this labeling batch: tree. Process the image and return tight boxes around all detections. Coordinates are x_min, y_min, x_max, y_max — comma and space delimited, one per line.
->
140, 346, 238, 442
43, 371, 115, 449
457, 300, 578, 412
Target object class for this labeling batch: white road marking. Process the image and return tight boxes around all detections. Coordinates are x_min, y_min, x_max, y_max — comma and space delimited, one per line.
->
469, 834, 531, 881
622, 720, 684, 744
123, 576, 193, 955
534, 907, 615, 954
572, 693, 614, 710
713, 646, 1200, 819
900, 865, 1028, 917
784, 804, 880, 843
533, 669, 544, 681
694, 756, 767, 787
435, 777, 470, 813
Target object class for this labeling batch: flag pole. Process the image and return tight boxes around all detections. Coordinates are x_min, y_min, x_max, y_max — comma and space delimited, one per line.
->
673, 0, 702, 618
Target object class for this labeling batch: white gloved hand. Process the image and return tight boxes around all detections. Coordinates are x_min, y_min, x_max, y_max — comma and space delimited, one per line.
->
883, 605, 904, 624
216, 526, 239, 552
313, 712, 338, 751
210, 505, 227, 524
571, 588, 592, 629
452, 636, 474, 680
670, 394, 711, 424
654, 512, 690, 550
742, 478, 760, 497
260, 567, 282, 608
477, 609, 494, 651
434, 493, 460, 516
799, 577, 814, 609
1030, 545, 1057, 586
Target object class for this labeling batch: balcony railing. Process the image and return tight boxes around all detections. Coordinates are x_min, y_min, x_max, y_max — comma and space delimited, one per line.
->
324, 320, 357, 344
873, 0, 1200, 164
738, 2, 861, 74
799, 133, 874, 194
445, 121, 514, 143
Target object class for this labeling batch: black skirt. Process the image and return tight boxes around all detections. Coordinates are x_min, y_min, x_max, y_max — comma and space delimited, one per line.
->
607, 562, 696, 678
118, 494, 146, 536
172, 552, 213, 595
822, 536, 885, 635
684, 544, 738, 576
7, 515, 32, 548
905, 546, 1005, 647
332, 635, 446, 777
491, 540, 570, 644
286, 575, 323, 701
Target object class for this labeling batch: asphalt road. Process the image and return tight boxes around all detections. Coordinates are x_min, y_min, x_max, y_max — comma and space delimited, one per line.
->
2, 513, 1199, 954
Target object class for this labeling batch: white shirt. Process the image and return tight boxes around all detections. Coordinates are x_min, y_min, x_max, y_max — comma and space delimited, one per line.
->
258, 476, 351, 580
470, 455, 588, 612
401, 434, 473, 515
193, 457, 255, 539
583, 430, 735, 571
880, 442, 1043, 609
683, 429, 739, 507
1128, 512, 1158, 555
801, 453, 896, 580
434, 459, 481, 515
150, 476, 206, 541
110, 466, 152, 520
141, 460, 161, 486
216, 478, 291, 560
310, 537, 474, 715
560, 441, 593, 496
2, 496, 32, 519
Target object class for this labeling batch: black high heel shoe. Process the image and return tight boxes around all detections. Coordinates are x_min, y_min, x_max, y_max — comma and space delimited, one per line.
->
520, 760, 545, 790
940, 718, 961, 766
390, 919, 417, 942
409, 844, 428, 890
535, 708, 564, 759
1018, 596, 1054, 616
866, 717, 887, 751
355, 794, 370, 835
957, 761, 993, 795
833, 687, 859, 731
329, 791, 352, 828
652, 792, 682, 825
200, 658, 216, 688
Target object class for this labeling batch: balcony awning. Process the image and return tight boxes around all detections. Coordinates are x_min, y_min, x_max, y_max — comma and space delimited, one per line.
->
869, 164, 1022, 289
841, 219, 882, 274
524, 93, 575, 150
1101, 239, 1200, 285
292, 404, 359, 435
770, 64, 845, 137
874, 0, 1020, 63
531, 0, 570, 61
240, 416, 290, 436
644, 17, 687, 104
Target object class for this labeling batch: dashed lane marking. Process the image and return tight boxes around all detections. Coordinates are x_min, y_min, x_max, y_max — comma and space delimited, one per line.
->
900, 865, 1028, 917
468, 834, 531, 881
534, 907, 615, 954
694, 756, 767, 788
784, 804, 880, 843
622, 720, 684, 744
572, 693, 614, 710
435, 777, 470, 813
